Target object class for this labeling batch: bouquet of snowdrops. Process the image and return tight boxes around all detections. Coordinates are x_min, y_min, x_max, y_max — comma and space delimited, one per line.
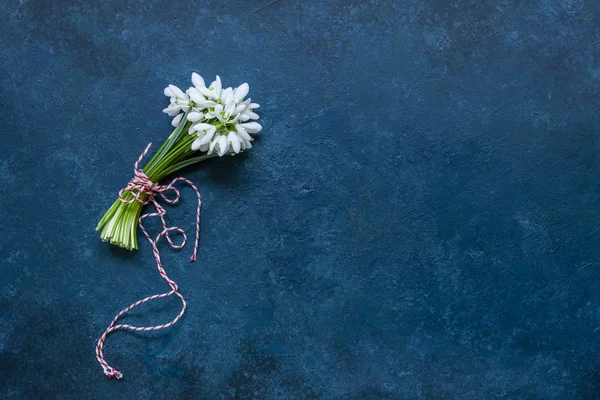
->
96, 73, 261, 250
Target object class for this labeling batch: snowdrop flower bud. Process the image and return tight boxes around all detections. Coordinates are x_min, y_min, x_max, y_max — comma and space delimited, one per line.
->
191, 72, 205, 89
187, 112, 204, 122
228, 131, 241, 154
163, 84, 195, 126
237, 122, 262, 134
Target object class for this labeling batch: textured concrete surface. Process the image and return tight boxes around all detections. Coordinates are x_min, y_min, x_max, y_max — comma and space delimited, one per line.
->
1, 0, 600, 398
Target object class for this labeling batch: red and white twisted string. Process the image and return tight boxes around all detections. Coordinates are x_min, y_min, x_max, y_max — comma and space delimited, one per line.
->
96, 143, 201, 379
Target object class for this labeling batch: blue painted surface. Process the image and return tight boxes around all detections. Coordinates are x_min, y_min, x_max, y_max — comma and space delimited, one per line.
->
1, 0, 600, 398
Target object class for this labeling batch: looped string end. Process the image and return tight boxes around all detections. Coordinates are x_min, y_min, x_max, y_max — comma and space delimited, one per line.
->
96, 143, 202, 379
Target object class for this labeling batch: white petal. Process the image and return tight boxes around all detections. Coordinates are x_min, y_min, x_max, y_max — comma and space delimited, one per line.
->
188, 87, 205, 103
228, 131, 241, 153
247, 111, 259, 120
199, 86, 219, 100
191, 137, 204, 151
171, 113, 183, 127
235, 125, 252, 141
191, 72, 205, 88
239, 113, 250, 122
198, 130, 215, 145
213, 75, 222, 94
169, 85, 187, 99
163, 104, 181, 116
233, 104, 247, 115
234, 83, 249, 103
217, 135, 229, 156
225, 101, 235, 116
208, 138, 218, 155
164, 87, 174, 97
194, 123, 215, 132
238, 122, 262, 133
214, 104, 225, 123
249, 103, 260, 109
187, 112, 203, 122
221, 87, 233, 104
243, 140, 252, 149
198, 100, 217, 109
199, 143, 209, 152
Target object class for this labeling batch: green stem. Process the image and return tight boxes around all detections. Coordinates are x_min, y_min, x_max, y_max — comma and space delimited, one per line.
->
143, 114, 190, 172
96, 117, 216, 250
158, 154, 216, 180
148, 135, 196, 178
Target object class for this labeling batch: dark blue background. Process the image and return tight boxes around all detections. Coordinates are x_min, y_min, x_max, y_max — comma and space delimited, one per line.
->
1, 0, 600, 398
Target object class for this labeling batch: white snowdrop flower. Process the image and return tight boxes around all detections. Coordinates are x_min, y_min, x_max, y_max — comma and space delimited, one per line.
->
163, 84, 196, 126
237, 122, 262, 134
187, 111, 204, 123
237, 99, 260, 122
227, 131, 241, 154
234, 83, 249, 103
191, 72, 205, 89
190, 123, 217, 151
195, 75, 222, 101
